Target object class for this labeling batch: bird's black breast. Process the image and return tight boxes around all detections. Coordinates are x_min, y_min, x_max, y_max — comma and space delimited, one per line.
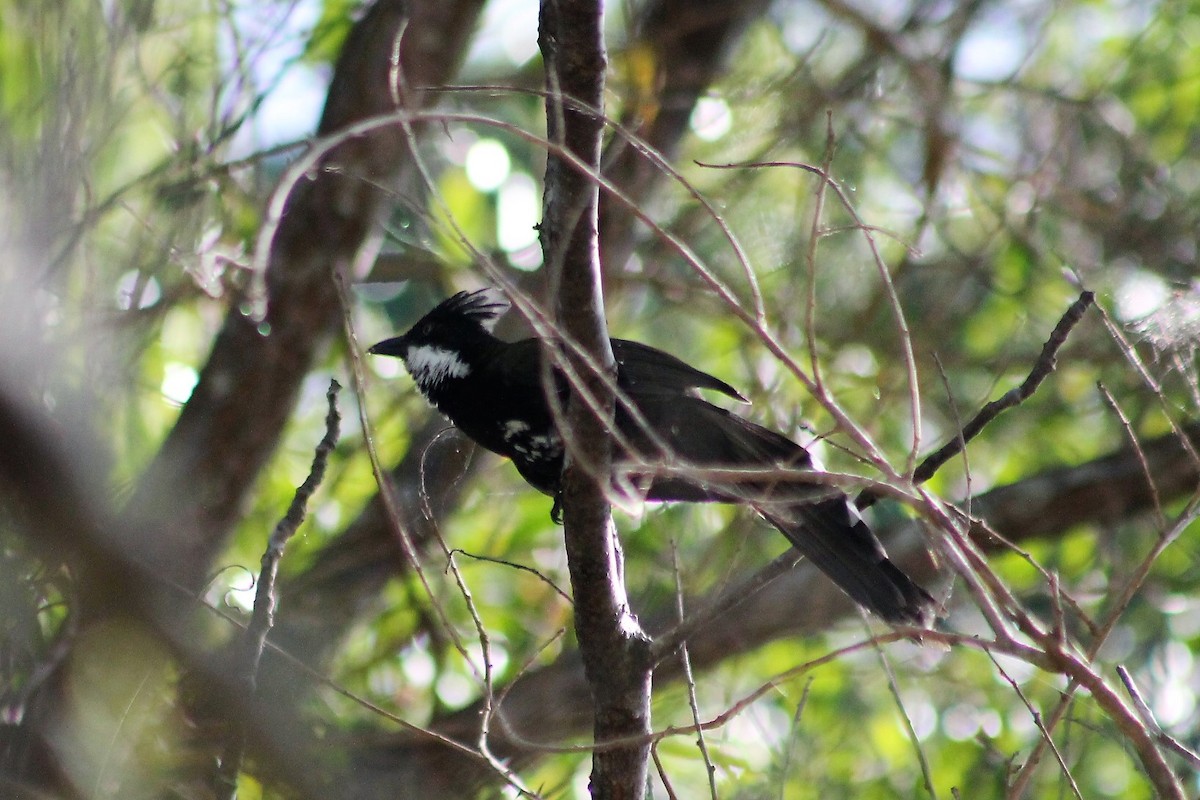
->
425, 340, 567, 495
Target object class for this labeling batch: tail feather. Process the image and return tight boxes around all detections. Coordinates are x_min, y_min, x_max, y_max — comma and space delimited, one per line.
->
763, 499, 934, 625
625, 396, 934, 625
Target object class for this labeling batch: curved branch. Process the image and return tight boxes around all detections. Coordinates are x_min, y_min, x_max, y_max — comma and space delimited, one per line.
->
124, 0, 488, 588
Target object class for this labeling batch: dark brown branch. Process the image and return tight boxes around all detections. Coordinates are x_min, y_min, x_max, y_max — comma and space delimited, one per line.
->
0, 386, 330, 798
540, 0, 653, 797
914, 290, 1095, 484
259, 419, 477, 706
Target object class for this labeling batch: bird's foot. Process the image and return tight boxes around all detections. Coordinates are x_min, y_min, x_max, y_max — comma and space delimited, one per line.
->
550, 492, 564, 525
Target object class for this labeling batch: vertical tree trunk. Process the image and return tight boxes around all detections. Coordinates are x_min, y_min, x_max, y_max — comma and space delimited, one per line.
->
539, 0, 653, 796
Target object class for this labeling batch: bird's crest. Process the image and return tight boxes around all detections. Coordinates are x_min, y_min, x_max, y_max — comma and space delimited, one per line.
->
440, 288, 510, 333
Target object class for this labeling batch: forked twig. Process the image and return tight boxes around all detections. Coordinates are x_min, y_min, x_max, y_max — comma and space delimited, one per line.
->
1117, 665, 1200, 771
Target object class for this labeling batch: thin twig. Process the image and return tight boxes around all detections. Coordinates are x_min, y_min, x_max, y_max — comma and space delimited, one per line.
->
670, 539, 719, 800
1096, 301, 1200, 472
870, 628, 938, 800
1008, 496, 1200, 796
776, 678, 812, 800
449, 549, 573, 605
409, 431, 509, 773
213, 379, 341, 800
652, 743, 681, 800
902, 290, 1095, 498
651, 550, 800, 664
931, 352, 970, 523
910, 630, 1186, 800
988, 650, 1084, 800
1097, 382, 1166, 528
699, 157, 924, 477
1117, 665, 1200, 770
498, 632, 910, 757
802, 113, 838, 394
339, 271, 536, 796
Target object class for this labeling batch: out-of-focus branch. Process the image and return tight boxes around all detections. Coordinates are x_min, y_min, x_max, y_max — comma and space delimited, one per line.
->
599, 0, 769, 275
124, 0, 487, 589
967, 421, 1200, 546
0, 384, 328, 798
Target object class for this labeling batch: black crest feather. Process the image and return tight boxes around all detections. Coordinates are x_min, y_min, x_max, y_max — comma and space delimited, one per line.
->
440, 288, 510, 332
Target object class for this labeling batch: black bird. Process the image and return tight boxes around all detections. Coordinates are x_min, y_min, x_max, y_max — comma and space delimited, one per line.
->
370, 289, 934, 625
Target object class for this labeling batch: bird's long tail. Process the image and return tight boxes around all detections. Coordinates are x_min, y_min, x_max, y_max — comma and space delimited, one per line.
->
629, 396, 935, 624
761, 498, 934, 626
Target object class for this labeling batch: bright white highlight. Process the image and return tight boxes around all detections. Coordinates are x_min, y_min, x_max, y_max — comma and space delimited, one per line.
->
497, 172, 540, 259
224, 0, 325, 153
466, 0, 540, 67
465, 139, 511, 191
116, 270, 161, 310
1115, 270, 1169, 321
955, 15, 1027, 81
690, 97, 732, 141
162, 362, 199, 405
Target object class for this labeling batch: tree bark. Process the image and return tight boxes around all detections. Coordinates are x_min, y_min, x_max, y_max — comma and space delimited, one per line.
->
540, 0, 653, 797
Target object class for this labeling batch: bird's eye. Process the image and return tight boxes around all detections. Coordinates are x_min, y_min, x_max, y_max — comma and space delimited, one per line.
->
419, 322, 434, 337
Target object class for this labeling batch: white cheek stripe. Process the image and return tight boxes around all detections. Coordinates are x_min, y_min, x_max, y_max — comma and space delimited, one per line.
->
405, 345, 470, 388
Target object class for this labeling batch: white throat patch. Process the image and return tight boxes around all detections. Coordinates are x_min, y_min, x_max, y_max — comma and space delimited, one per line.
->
404, 345, 470, 390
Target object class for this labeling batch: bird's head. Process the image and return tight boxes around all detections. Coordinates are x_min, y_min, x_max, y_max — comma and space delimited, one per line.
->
369, 288, 510, 394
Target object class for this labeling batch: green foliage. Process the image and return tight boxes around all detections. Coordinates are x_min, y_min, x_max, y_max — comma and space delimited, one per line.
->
303, 0, 368, 67
5, 0, 1200, 798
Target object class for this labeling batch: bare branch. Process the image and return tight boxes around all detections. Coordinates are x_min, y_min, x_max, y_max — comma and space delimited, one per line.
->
214, 380, 341, 799
907, 290, 1096, 489
1117, 665, 1200, 771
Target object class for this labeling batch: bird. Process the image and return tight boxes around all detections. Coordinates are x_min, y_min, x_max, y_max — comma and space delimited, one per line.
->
369, 288, 934, 625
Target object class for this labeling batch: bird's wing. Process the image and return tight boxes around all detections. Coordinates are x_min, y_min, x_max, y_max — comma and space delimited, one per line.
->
617, 395, 831, 504
612, 339, 747, 402
491, 337, 746, 404
485, 338, 567, 401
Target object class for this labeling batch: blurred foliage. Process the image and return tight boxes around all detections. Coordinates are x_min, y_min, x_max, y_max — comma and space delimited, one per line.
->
3, 0, 1200, 798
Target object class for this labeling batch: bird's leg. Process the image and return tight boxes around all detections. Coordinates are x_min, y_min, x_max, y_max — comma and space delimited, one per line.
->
550, 490, 565, 525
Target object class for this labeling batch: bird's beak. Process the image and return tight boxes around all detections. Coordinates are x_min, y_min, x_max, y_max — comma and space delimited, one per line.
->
367, 335, 408, 357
